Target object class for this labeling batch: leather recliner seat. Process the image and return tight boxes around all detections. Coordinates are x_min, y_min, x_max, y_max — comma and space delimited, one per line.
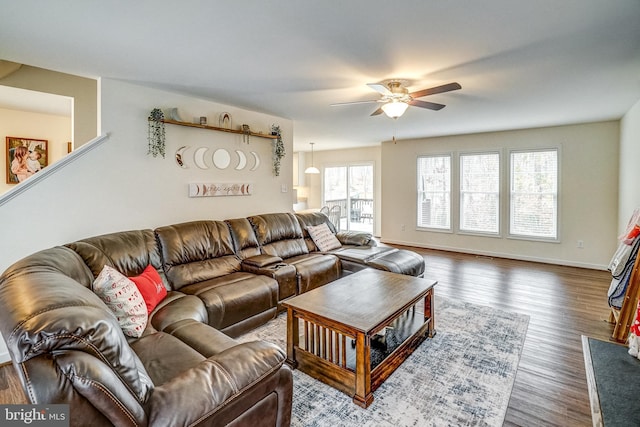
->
155, 220, 279, 337
0, 235, 292, 426
0, 211, 425, 426
247, 213, 342, 294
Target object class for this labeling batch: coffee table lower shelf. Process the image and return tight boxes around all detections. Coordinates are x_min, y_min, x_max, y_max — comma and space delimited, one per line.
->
285, 288, 435, 408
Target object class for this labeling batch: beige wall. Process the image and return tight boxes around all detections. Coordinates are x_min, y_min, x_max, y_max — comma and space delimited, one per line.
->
298, 122, 620, 267
0, 107, 71, 194
619, 98, 640, 233
0, 65, 97, 145
380, 121, 619, 269
0, 78, 294, 274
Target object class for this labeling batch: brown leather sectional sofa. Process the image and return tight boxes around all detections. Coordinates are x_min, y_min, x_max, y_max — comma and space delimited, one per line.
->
0, 211, 424, 426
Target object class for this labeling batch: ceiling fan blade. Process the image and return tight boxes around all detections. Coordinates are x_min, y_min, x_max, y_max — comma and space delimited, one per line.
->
409, 82, 461, 99
370, 107, 384, 116
330, 99, 379, 107
409, 99, 446, 111
367, 83, 392, 96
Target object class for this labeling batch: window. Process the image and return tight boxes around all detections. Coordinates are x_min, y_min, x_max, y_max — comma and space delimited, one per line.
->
460, 153, 500, 234
509, 149, 558, 239
417, 155, 451, 229
324, 164, 374, 233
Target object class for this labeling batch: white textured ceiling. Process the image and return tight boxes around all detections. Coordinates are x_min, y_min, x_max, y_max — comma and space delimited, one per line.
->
1, 0, 639, 151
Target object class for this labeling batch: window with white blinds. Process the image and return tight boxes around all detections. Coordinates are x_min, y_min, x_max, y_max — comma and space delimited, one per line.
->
460, 153, 500, 234
509, 149, 558, 239
417, 155, 451, 230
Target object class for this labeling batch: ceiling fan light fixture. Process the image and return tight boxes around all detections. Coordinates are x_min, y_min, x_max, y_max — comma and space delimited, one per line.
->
304, 142, 320, 174
381, 100, 409, 118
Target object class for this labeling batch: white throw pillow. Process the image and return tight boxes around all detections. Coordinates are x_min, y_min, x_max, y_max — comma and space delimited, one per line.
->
307, 223, 342, 252
93, 265, 148, 338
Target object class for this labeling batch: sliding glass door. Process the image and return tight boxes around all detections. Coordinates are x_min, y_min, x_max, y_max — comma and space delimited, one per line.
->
323, 163, 374, 233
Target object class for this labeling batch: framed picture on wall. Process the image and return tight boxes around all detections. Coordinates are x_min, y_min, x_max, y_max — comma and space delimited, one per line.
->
6, 136, 48, 184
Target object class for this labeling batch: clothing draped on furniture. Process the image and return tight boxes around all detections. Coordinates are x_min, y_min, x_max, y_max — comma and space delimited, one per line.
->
607, 236, 640, 309
607, 208, 640, 343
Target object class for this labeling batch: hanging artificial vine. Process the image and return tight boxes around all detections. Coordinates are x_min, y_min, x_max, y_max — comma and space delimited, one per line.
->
147, 108, 166, 158
271, 124, 285, 176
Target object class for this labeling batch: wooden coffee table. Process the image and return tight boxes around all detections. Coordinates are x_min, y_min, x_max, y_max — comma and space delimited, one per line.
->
282, 269, 436, 408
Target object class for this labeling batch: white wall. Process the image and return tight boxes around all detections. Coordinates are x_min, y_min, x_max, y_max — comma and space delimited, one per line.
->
619, 98, 640, 233
0, 79, 293, 363
381, 121, 620, 269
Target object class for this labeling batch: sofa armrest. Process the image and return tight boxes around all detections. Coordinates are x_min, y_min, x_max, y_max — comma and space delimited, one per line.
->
336, 231, 375, 247
147, 340, 292, 426
242, 254, 283, 268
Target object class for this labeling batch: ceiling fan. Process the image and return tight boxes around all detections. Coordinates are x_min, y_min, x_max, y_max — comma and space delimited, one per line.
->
331, 80, 461, 118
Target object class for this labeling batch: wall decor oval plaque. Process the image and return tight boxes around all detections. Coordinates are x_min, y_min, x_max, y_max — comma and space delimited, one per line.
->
213, 148, 231, 169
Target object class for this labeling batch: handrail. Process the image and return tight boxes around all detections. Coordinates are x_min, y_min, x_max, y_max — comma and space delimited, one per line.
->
0, 133, 110, 208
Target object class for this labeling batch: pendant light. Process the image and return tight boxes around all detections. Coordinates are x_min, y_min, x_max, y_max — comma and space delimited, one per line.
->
304, 142, 320, 174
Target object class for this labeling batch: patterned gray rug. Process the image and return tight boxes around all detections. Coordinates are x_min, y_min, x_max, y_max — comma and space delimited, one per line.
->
238, 296, 529, 427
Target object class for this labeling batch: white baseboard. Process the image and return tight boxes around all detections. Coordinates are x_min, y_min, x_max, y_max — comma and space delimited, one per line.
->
380, 238, 609, 271
0, 351, 10, 364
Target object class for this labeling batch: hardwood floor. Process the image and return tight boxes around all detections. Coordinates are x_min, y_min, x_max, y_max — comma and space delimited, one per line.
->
0, 361, 27, 404
411, 246, 613, 426
0, 247, 614, 425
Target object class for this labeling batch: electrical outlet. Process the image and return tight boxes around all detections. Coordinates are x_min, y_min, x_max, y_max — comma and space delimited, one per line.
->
401, 224, 406, 231
281, 184, 288, 193
577, 240, 584, 249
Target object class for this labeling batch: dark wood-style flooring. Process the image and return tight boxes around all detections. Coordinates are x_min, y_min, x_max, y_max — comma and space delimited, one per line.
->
0, 247, 614, 425
413, 247, 613, 426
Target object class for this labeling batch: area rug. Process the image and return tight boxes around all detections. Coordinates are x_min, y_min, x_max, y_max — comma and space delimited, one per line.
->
582, 336, 640, 426
238, 296, 529, 427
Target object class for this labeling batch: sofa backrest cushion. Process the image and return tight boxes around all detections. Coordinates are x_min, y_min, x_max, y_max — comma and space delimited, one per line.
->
65, 229, 168, 287
0, 245, 95, 289
155, 220, 241, 290
226, 218, 261, 259
247, 213, 308, 259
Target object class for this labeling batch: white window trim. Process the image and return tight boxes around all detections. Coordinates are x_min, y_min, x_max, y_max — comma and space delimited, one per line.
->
322, 161, 376, 232
507, 147, 561, 243
458, 151, 501, 237
416, 153, 453, 231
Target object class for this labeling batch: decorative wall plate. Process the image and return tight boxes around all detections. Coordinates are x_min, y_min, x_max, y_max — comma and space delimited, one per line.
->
194, 147, 209, 169
249, 151, 260, 171
235, 150, 247, 170
175, 145, 189, 168
213, 148, 231, 169
219, 112, 232, 129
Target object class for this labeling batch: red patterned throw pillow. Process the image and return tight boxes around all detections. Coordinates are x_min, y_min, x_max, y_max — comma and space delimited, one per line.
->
129, 264, 168, 314
93, 265, 148, 338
